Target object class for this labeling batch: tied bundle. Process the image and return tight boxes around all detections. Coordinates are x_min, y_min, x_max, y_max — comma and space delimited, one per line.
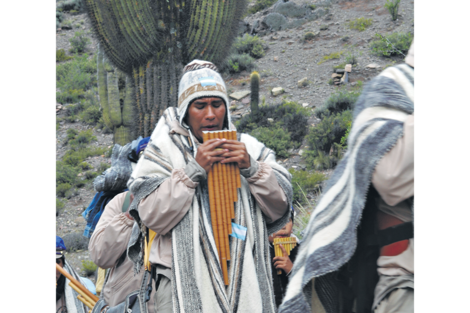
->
273, 237, 297, 275
202, 130, 241, 286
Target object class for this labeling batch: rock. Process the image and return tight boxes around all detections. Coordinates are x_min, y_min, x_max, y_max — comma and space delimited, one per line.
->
324, 13, 333, 21
298, 149, 304, 156
298, 77, 308, 87
335, 69, 345, 74
341, 36, 350, 42
271, 87, 285, 96
331, 73, 342, 78
262, 13, 288, 32
273, 1, 310, 18
366, 63, 380, 69
267, 118, 274, 123
345, 64, 352, 72
230, 100, 238, 106
302, 103, 309, 107
274, 56, 278, 62
241, 97, 250, 105
231, 114, 242, 121
350, 82, 357, 86
320, 24, 328, 30
229, 90, 250, 100
291, 165, 298, 169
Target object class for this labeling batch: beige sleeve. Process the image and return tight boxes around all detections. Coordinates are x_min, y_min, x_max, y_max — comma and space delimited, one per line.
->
246, 161, 289, 223
372, 114, 414, 206
138, 168, 198, 235
89, 192, 135, 269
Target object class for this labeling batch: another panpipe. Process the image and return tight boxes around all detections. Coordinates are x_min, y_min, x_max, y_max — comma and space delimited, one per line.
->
56, 264, 98, 312
202, 130, 241, 286
273, 237, 297, 275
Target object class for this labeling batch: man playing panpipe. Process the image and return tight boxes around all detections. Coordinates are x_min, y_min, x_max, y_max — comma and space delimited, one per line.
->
268, 209, 300, 308
126, 59, 293, 313
54, 235, 95, 313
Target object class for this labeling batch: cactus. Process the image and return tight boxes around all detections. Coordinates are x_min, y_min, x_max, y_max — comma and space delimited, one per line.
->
85, 0, 247, 143
250, 71, 260, 117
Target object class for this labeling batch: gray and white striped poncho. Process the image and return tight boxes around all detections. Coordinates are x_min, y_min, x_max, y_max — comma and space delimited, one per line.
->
279, 64, 414, 313
126, 107, 293, 313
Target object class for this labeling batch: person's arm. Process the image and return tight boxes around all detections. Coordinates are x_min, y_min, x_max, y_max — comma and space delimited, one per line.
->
372, 114, 414, 206
89, 192, 134, 269
241, 156, 289, 223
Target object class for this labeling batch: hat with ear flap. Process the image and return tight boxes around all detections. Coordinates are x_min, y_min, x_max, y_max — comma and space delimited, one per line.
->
177, 60, 231, 130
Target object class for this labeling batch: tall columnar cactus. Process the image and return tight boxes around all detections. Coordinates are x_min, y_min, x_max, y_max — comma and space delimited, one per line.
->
85, 0, 247, 142
250, 71, 260, 116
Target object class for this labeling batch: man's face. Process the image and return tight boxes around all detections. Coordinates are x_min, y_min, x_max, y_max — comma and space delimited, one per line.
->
268, 220, 293, 243
56, 258, 64, 282
186, 97, 226, 142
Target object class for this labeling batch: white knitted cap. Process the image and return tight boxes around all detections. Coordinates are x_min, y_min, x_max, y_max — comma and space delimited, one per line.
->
177, 60, 231, 130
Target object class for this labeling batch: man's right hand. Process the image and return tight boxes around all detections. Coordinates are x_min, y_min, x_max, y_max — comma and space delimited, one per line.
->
195, 138, 228, 173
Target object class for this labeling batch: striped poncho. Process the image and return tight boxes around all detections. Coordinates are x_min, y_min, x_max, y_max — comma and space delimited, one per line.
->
279, 63, 414, 312
126, 107, 293, 313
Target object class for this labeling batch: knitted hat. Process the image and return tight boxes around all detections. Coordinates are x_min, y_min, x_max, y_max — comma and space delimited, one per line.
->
177, 60, 231, 130
56, 236, 66, 259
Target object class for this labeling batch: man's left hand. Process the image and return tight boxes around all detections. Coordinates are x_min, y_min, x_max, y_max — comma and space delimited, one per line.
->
219, 140, 251, 169
273, 244, 293, 274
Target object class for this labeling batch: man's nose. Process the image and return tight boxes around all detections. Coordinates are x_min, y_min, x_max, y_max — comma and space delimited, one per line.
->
206, 105, 216, 119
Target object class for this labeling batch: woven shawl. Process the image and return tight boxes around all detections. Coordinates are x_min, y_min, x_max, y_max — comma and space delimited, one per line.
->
279, 64, 414, 313
126, 107, 293, 313
62, 260, 88, 313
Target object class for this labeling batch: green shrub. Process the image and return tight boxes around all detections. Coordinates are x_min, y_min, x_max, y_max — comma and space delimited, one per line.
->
348, 17, 373, 31
56, 198, 65, 213
370, 32, 413, 57
303, 32, 317, 41
236, 100, 311, 148
289, 168, 326, 204
384, 0, 400, 21
304, 110, 353, 169
79, 162, 92, 170
84, 171, 99, 180
56, 54, 97, 104
63, 154, 82, 166
56, 49, 73, 62
233, 34, 266, 59
63, 232, 89, 252
69, 31, 90, 54
56, 161, 78, 186
68, 129, 96, 148
314, 88, 360, 119
56, 11, 64, 28
81, 260, 98, 276
64, 146, 107, 164
56, 183, 72, 197
61, 19, 73, 29
309, 4, 316, 10
250, 126, 293, 159
222, 53, 256, 74
318, 51, 344, 65
98, 162, 111, 173
247, 0, 277, 14
57, 0, 84, 12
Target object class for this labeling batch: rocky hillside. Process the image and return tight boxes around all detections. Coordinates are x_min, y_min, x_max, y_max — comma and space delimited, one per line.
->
56, 0, 414, 280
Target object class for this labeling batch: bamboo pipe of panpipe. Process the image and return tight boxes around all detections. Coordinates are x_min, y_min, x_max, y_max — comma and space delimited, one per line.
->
217, 162, 230, 261
230, 131, 242, 188
204, 132, 220, 260
214, 162, 229, 284
76, 294, 95, 309
56, 264, 99, 303
70, 282, 96, 307
220, 156, 232, 236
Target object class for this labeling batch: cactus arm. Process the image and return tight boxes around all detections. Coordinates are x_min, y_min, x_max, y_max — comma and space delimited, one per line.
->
97, 47, 112, 128
107, 71, 122, 126
122, 76, 135, 127
250, 71, 260, 116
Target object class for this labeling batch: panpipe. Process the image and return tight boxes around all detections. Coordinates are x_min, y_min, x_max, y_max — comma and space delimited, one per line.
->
56, 264, 99, 312
202, 130, 241, 286
273, 237, 297, 275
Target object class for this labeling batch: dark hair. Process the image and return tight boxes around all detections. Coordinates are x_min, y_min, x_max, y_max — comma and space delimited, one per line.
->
56, 257, 66, 302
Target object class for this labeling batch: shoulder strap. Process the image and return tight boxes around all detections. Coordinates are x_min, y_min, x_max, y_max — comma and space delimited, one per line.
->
121, 191, 131, 213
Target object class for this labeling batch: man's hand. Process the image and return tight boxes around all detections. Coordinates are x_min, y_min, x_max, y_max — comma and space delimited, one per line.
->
124, 193, 135, 220
273, 244, 293, 274
195, 138, 228, 173
219, 140, 251, 169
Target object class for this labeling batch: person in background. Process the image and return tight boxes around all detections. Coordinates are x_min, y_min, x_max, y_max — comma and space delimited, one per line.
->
269, 208, 300, 308
89, 138, 158, 312
279, 41, 414, 313
56, 235, 95, 313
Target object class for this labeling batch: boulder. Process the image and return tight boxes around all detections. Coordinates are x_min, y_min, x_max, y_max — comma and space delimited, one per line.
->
345, 64, 352, 72
262, 13, 288, 32
298, 77, 308, 87
229, 90, 251, 100
271, 87, 285, 96
273, 1, 310, 18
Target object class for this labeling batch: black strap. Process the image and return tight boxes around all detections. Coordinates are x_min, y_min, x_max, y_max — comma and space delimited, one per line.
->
377, 222, 413, 247
145, 265, 156, 303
